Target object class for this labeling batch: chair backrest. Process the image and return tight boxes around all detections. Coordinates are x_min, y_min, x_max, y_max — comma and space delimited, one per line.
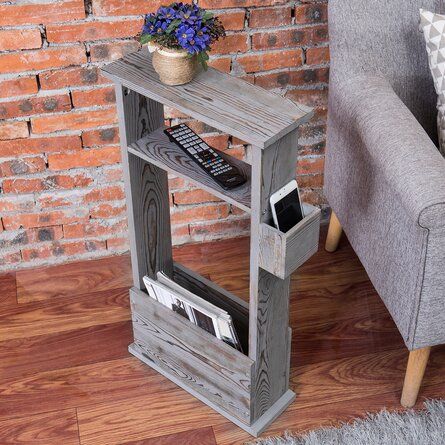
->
328, 0, 441, 140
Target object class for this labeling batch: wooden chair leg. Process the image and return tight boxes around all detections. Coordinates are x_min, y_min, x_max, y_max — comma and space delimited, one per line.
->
325, 211, 342, 252
400, 347, 431, 408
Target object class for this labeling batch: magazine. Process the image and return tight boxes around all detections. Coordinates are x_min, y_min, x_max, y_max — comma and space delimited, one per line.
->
142, 273, 242, 352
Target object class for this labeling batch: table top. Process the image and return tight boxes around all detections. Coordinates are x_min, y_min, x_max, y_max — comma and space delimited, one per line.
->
102, 49, 313, 148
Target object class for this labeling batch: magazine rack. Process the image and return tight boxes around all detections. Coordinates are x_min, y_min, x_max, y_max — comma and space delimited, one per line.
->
102, 50, 320, 437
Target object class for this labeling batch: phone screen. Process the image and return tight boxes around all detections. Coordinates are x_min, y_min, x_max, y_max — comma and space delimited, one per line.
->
274, 188, 304, 233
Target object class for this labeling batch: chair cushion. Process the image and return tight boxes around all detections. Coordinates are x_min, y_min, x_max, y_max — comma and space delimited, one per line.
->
420, 8, 445, 156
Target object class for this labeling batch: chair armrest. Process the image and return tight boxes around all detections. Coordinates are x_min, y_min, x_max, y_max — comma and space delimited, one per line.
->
334, 75, 445, 229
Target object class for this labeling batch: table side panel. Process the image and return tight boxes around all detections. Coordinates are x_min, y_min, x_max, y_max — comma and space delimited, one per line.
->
130, 287, 253, 424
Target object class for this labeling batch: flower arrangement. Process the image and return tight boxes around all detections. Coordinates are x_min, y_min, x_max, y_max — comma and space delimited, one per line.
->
140, 2, 226, 69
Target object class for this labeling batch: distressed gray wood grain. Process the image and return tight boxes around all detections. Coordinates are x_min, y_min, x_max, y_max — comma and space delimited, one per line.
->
129, 127, 251, 213
259, 204, 321, 279
115, 85, 173, 287
173, 262, 249, 353
102, 50, 313, 148
249, 130, 299, 421
130, 287, 253, 423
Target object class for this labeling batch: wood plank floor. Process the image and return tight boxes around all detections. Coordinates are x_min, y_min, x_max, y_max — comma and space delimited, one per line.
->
1, 231, 444, 444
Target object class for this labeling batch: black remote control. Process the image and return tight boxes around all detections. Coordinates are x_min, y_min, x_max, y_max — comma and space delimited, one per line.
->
164, 124, 246, 190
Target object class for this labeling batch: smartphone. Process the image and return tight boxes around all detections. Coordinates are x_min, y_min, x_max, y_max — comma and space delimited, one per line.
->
270, 180, 304, 233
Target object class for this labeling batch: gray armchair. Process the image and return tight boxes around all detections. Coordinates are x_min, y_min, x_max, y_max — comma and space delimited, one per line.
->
325, 0, 445, 407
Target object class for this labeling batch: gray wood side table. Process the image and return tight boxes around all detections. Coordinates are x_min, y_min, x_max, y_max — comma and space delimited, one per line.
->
102, 49, 320, 437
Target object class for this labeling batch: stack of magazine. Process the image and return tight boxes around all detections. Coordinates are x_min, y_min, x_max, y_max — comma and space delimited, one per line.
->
143, 272, 242, 352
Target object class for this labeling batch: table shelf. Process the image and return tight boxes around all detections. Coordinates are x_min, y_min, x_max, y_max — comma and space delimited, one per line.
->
128, 127, 252, 213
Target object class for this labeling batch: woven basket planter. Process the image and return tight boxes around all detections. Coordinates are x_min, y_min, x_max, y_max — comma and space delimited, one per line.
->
149, 44, 198, 86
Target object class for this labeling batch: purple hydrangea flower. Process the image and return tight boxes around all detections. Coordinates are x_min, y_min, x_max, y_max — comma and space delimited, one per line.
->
154, 20, 168, 35
176, 24, 195, 46
158, 6, 176, 22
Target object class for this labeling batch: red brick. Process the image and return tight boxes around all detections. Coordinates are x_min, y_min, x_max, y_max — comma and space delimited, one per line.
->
21, 239, 106, 262
98, 166, 123, 182
2, 173, 93, 194
252, 25, 328, 50
168, 176, 188, 191
2, 208, 89, 230
31, 107, 117, 134
0, 195, 35, 213
72, 87, 116, 108
0, 226, 65, 249
0, 1, 85, 26
202, 134, 229, 150
39, 67, 108, 90
83, 185, 125, 203
0, 156, 46, 178
90, 41, 140, 62
0, 121, 28, 140
208, 57, 232, 73
92, 0, 162, 16
286, 88, 328, 109
171, 203, 230, 225
0, 135, 81, 157
0, 46, 87, 74
201, 0, 287, 8
0, 251, 22, 266
210, 34, 248, 55
171, 224, 191, 239
236, 49, 303, 73
0, 77, 38, 99
0, 29, 41, 51
64, 218, 127, 238
295, 4, 328, 24
255, 67, 328, 88
306, 46, 330, 65
90, 202, 126, 218
249, 6, 292, 28
297, 174, 324, 188
219, 10, 245, 31
0, 94, 71, 119
173, 189, 222, 205
46, 19, 143, 43
297, 156, 325, 175
48, 146, 121, 170
106, 237, 129, 250
82, 127, 119, 147
300, 188, 325, 206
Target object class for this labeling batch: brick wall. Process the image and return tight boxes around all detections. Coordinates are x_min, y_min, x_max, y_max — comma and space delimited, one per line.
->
0, 0, 329, 271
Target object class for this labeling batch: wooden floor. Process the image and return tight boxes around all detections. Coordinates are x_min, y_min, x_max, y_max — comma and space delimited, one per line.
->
1, 231, 444, 444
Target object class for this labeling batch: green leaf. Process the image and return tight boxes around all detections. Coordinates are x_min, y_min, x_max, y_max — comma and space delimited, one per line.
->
166, 19, 180, 34
202, 10, 214, 20
140, 34, 153, 44
197, 51, 209, 70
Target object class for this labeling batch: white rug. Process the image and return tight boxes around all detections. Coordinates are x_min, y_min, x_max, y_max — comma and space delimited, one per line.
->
249, 400, 445, 445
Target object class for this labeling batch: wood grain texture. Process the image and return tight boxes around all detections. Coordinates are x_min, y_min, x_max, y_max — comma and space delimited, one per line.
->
16, 255, 132, 303
119, 427, 217, 445
102, 50, 313, 148
401, 346, 431, 408
130, 287, 253, 423
0, 287, 130, 342
325, 211, 343, 252
259, 204, 321, 279
129, 127, 251, 213
116, 85, 172, 288
0, 321, 132, 380
3, 236, 445, 444
0, 273, 16, 306
0, 356, 174, 421
249, 130, 301, 421
77, 389, 227, 445
0, 409, 79, 445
